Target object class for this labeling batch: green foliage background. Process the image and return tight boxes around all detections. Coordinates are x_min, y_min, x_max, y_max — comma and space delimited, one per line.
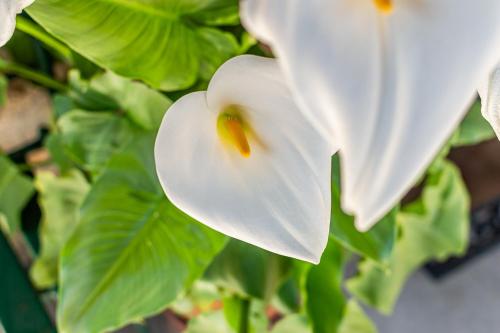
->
0, 1, 494, 332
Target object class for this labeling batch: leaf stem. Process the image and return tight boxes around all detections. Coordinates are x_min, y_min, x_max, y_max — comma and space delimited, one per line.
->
239, 298, 250, 333
16, 16, 73, 62
0, 59, 67, 92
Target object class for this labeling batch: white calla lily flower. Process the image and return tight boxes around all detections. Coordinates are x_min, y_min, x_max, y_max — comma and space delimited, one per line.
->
241, 0, 500, 231
155, 55, 334, 263
0, 0, 35, 47
479, 64, 500, 138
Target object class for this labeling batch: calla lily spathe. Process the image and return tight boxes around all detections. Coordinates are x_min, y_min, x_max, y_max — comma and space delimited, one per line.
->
241, 0, 500, 231
0, 0, 35, 47
479, 64, 500, 139
155, 55, 334, 263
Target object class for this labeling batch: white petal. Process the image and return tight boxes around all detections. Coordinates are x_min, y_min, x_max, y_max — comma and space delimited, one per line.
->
242, 0, 500, 231
0, 0, 18, 47
0, 0, 34, 47
479, 64, 500, 139
16, 0, 35, 13
155, 55, 333, 263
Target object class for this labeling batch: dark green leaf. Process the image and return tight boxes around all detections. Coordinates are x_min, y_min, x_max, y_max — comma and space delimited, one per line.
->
306, 239, 345, 333
205, 239, 293, 300
330, 156, 397, 264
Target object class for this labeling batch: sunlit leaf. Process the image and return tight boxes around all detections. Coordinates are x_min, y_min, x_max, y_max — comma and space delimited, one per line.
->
330, 156, 397, 264
0, 156, 34, 233
271, 314, 311, 333
57, 135, 226, 333
347, 160, 470, 314
30, 169, 89, 289
27, 0, 240, 91
205, 239, 293, 300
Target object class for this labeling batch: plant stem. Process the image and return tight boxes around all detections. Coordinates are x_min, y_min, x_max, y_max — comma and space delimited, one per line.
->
16, 16, 73, 62
239, 298, 250, 333
0, 59, 67, 92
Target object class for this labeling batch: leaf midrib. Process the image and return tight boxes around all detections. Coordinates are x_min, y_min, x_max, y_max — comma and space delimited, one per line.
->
71, 199, 162, 323
101, 0, 180, 20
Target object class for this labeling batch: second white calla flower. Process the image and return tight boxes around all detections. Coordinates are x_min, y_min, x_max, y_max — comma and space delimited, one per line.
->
155, 55, 334, 263
479, 64, 500, 139
241, 0, 500, 231
0, 0, 35, 47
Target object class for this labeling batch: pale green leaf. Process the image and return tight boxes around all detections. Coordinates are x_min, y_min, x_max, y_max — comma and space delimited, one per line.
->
186, 311, 234, 333
27, 0, 240, 91
347, 161, 470, 314
338, 301, 377, 333
271, 315, 311, 333
57, 135, 226, 333
0, 156, 34, 233
30, 169, 90, 289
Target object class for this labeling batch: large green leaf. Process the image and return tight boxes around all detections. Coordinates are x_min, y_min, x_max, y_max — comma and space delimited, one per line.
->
272, 315, 311, 333
306, 239, 345, 333
0, 156, 34, 233
57, 135, 226, 333
27, 0, 240, 91
330, 156, 397, 264
205, 239, 293, 301
347, 160, 470, 314
30, 169, 90, 289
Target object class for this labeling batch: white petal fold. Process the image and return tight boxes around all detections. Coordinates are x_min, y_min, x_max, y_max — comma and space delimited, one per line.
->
0, 0, 35, 47
479, 64, 500, 139
155, 55, 334, 263
242, 0, 500, 230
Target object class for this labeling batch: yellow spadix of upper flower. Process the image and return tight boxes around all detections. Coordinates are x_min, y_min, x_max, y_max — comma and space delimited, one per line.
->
373, 0, 393, 14
217, 106, 251, 157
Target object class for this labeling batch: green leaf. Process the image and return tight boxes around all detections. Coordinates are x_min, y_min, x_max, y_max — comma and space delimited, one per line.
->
271, 315, 311, 333
30, 169, 90, 289
0, 156, 34, 233
453, 100, 496, 146
347, 161, 470, 314
57, 109, 140, 175
338, 301, 377, 333
67, 70, 172, 130
0, 75, 7, 107
27, 0, 240, 91
330, 156, 397, 264
205, 239, 293, 300
57, 135, 226, 333
306, 239, 345, 333
222, 298, 267, 333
